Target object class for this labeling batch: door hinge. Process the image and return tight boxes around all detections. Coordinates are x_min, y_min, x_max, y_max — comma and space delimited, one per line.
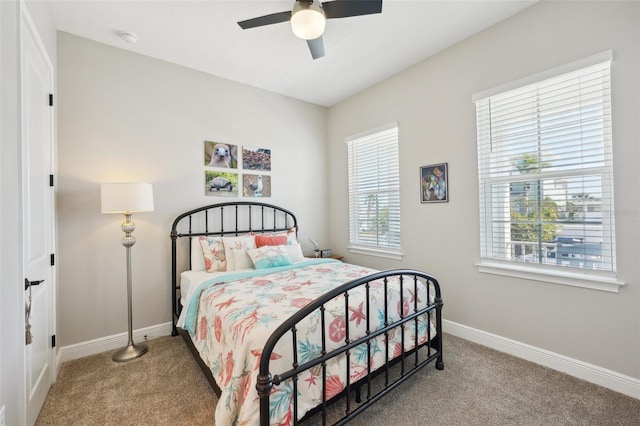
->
49, 174, 54, 187
51, 335, 56, 348
49, 93, 53, 106
50, 253, 55, 266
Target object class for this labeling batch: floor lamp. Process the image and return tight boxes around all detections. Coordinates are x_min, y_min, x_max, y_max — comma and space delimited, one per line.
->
101, 182, 154, 362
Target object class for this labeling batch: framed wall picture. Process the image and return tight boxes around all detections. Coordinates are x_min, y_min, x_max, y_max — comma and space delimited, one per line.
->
242, 146, 271, 171
420, 163, 448, 203
204, 141, 238, 169
205, 171, 239, 197
243, 174, 271, 198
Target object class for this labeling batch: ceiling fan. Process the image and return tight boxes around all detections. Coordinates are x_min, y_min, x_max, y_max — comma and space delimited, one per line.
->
238, 0, 383, 60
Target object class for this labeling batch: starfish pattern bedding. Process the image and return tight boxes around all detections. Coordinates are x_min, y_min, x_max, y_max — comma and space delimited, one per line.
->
184, 259, 436, 425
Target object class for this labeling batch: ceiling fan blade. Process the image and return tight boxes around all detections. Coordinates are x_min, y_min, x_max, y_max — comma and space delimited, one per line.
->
321, 0, 382, 19
238, 11, 292, 29
307, 37, 325, 60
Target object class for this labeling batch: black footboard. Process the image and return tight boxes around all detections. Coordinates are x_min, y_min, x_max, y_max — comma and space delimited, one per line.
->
256, 269, 444, 425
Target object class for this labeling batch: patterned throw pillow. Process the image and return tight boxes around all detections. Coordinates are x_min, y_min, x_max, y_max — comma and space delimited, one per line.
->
246, 245, 293, 269
222, 235, 256, 271
276, 227, 298, 244
199, 236, 226, 272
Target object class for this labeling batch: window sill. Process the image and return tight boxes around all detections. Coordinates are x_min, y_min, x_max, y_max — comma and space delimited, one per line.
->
476, 260, 624, 293
347, 246, 404, 260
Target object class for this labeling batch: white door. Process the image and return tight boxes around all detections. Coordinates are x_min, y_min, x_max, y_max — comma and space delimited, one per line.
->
21, 8, 55, 426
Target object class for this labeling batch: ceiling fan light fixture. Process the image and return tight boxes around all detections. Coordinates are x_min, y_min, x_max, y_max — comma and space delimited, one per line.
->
291, 0, 326, 40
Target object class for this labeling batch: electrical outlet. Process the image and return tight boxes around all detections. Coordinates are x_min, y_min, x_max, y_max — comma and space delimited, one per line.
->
1, 404, 6, 426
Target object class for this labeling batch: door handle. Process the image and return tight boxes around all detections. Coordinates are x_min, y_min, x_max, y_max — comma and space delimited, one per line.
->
24, 278, 44, 291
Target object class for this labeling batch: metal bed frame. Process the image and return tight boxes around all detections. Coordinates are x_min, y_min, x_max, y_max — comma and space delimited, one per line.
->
170, 202, 444, 425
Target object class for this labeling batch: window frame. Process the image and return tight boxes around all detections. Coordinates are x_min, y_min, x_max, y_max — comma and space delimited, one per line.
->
472, 51, 623, 293
346, 122, 403, 260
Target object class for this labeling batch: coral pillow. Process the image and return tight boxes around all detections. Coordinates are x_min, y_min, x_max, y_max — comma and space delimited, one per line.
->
255, 234, 288, 247
250, 227, 297, 245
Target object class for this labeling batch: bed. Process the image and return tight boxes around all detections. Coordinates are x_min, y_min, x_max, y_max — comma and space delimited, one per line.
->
170, 202, 444, 425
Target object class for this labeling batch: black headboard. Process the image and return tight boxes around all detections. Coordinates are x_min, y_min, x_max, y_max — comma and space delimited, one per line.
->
170, 202, 298, 334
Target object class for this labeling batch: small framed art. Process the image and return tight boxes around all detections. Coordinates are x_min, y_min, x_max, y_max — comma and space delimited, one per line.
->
204, 141, 238, 169
242, 146, 271, 171
420, 163, 448, 203
205, 171, 239, 197
243, 174, 271, 198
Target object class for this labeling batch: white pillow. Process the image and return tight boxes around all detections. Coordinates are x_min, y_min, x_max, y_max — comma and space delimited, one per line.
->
190, 238, 206, 271
284, 243, 305, 263
222, 235, 256, 271
227, 248, 255, 271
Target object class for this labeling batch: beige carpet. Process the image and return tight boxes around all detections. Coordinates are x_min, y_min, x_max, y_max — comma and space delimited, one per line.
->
37, 334, 640, 425
36, 336, 216, 425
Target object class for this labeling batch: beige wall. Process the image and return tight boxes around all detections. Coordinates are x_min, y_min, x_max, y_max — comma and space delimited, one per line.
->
328, 1, 640, 378
56, 33, 329, 346
55, 0, 640, 385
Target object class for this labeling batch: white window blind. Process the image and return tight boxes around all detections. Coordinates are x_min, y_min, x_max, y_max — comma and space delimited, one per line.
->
347, 123, 401, 255
475, 57, 615, 273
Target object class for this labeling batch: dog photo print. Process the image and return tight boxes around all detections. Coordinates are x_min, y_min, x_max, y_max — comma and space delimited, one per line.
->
204, 141, 238, 169
420, 163, 448, 203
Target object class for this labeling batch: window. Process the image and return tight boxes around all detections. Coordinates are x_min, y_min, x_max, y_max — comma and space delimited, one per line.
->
346, 123, 402, 259
473, 52, 620, 290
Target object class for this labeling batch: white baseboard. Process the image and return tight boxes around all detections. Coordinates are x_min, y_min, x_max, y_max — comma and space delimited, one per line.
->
444, 319, 640, 400
56, 322, 174, 369
54, 319, 640, 401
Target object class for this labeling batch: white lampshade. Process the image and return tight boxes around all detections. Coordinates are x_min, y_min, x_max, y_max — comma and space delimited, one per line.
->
101, 182, 154, 214
291, 0, 326, 40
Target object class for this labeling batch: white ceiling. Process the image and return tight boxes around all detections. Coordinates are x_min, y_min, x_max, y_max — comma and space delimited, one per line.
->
47, 0, 536, 107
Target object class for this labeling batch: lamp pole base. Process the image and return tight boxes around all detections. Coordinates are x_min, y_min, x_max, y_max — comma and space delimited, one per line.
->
112, 342, 148, 362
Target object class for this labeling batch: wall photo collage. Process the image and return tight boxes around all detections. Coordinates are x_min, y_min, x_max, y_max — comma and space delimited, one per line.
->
203, 141, 272, 198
